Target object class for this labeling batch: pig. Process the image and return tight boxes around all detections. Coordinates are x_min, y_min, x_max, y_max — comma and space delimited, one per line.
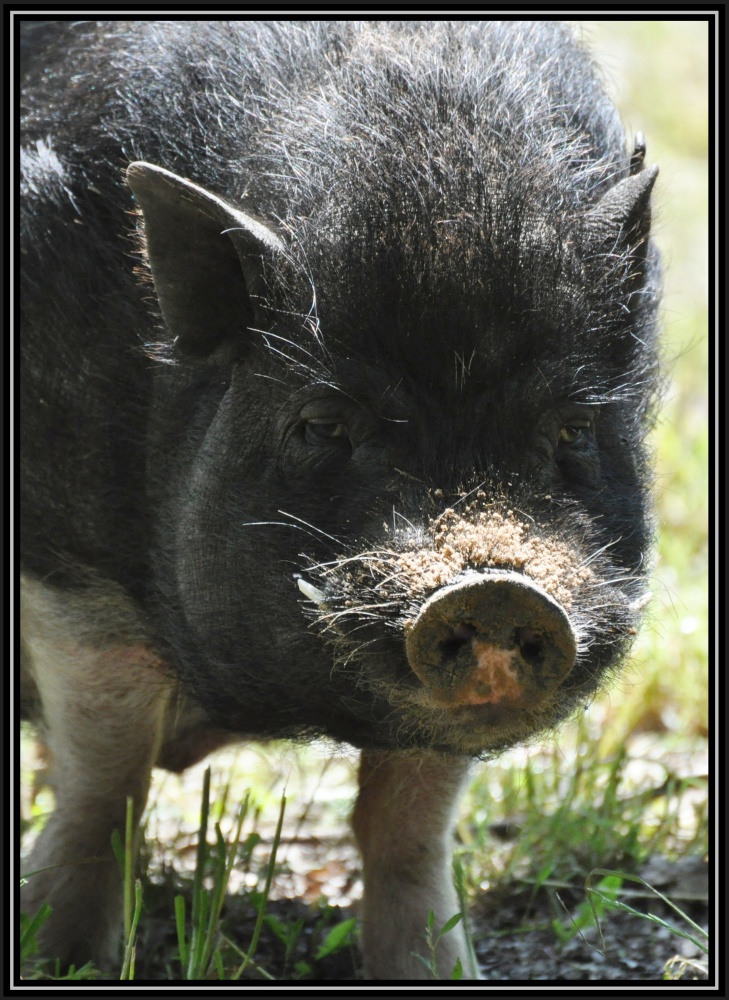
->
19, 20, 661, 981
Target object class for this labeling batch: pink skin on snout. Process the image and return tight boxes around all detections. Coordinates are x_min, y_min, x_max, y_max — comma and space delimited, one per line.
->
450, 640, 523, 706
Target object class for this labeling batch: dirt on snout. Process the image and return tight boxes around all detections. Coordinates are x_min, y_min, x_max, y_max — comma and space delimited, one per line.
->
323, 503, 598, 618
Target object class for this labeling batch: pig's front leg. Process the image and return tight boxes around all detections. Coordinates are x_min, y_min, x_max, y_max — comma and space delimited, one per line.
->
20, 579, 171, 976
353, 749, 478, 980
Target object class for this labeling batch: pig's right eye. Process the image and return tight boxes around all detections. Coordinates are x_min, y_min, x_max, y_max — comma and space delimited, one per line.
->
304, 419, 350, 446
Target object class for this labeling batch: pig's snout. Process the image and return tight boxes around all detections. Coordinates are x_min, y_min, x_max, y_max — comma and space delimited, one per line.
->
405, 572, 577, 708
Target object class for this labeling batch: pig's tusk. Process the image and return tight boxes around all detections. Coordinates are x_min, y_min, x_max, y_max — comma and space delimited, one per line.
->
296, 577, 327, 604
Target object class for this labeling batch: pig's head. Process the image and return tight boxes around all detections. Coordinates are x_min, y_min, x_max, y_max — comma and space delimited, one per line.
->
128, 84, 660, 757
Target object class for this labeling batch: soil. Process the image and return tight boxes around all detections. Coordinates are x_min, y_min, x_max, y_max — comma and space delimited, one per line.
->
130, 838, 709, 984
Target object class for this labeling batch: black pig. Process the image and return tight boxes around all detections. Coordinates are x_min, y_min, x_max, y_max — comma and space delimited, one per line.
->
20, 20, 661, 980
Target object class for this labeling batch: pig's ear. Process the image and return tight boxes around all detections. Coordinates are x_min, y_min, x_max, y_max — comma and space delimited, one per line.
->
584, 165, 658, 272
126, 162, 283, 358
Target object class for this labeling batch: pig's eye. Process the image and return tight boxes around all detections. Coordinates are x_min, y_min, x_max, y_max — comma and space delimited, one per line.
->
559, 421, 591, 445
304, 419, 349, 445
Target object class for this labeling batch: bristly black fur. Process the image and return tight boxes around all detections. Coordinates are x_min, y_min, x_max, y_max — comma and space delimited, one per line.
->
21, 21, 661, 752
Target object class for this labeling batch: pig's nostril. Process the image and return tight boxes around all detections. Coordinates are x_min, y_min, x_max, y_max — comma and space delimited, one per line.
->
453, 622, 478, 644
438, 622, 478, 662
515, 626, 543, 662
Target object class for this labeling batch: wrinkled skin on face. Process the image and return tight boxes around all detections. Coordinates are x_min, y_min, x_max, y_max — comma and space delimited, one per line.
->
20, 20, 661, 979
152, 354, 656, 752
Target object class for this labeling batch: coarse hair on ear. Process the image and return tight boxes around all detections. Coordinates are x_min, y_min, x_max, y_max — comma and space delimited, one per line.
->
584, 165, 658, 273
127, 162, 283, 359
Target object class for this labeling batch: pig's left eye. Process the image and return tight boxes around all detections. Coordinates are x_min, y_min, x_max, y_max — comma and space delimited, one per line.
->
305, 419, 350, 445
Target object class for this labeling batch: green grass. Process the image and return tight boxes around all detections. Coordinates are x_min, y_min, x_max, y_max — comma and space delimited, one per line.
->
21, 766, 360, 981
